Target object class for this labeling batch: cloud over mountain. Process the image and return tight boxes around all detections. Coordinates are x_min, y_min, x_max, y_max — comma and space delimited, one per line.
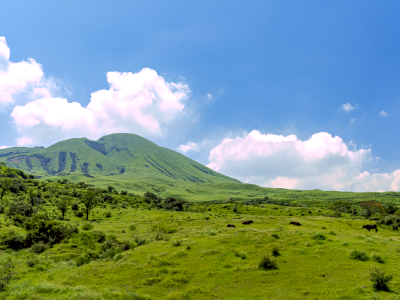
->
207, 130, 400, 192
11, 68, 190, 145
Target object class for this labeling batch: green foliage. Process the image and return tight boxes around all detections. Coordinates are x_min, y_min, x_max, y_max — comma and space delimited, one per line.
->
0, 230, 26, 250
82, 223, 94, 231
370, 268, 393, 291
30, 242, 49, 254
80, 190, 99, 220
372, 253, 385, 264
0, 260, 13, 291
349, 250, 369, 261
258, 256, 278, 270
24, 213, 78, 246
312, 233, 326, 240
55, 196, 70, 220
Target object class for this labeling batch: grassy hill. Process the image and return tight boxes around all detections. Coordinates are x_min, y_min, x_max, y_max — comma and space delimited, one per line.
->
1, 165, 400, 299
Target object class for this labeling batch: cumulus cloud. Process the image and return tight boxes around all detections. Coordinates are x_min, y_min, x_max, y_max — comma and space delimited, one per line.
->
207, 130, 400, 192
0, 146, 8, 149
380, 110, 387, 117
340, 102, 356, 112
177, 141, 199, 154
0, 37, 49, 106
11, 68, 190, 146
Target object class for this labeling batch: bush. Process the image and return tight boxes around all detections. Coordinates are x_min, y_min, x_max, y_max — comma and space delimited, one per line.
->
258, 256, 278, 270
30, 242, 48, 254
172, 240, 182, 247
134, 236, 146, 246
349, 250, 369, 261
0, 261, 13, 291
372, 253, 385, 264
105, 211, 112, 218
271, 245, 280, 257
91, 230, 106, 243
1, 230, 25, 250
71, 202, 79, 210
76, 255, 92, 267
312, 233, 326, 241
370, 268, 393, 291
7, 201, 34, 218
24, 213, 78, 246
234, 250, 246, 259
129, 224, 137, 231
75, 210, 84, 218
271, 233, 279, 239
82, 223, 94, 231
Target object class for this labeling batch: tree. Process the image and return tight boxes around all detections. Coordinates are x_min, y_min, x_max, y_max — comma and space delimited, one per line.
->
81, 190, 98, 220
56, 196, 70, 220
0, 178, 12, 200
107, 185, 116, 194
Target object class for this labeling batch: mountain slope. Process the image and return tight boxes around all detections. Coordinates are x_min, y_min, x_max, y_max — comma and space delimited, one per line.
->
0, 134, 239, 185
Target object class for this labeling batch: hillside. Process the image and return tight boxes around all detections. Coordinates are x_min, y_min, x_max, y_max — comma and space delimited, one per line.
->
0, 134, 245, 199
1, 165, 400, 299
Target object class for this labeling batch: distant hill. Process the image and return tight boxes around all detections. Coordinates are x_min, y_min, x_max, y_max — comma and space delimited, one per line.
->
0, 134, 244, 199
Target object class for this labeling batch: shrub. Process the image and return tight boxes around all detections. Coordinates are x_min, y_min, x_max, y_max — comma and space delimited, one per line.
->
172, 240, 182, 247
370, 268, 393, 291
71, 202, 79, 210
0, 204, 5, 214
76, 255, 92, 267
7, 201, 34, 218
91, 230, 106, 243
349, 250, 369, 261
312, 233, 326, 240
271, 245, 280, 257
82, 223, 94, 231
30, 242, 49, 254
75, 210, 84, 218
129, 224, 137, 231
372, 253, 385, 264
0, 261, 13, 291
26, 259, 38, 267
258, 256, 278, 270
134, 236, 146, 246
0, 230, 25, 250
105, 211, 112, 218
271, 233, 279, 239
234, 250, 246, 259
24, 213, 78, 246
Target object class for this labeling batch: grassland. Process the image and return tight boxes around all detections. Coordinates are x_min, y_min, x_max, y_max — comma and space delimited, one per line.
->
2, 198, 400, 299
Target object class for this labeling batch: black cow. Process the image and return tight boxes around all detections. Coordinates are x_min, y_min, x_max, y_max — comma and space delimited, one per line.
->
362, 224, 378, 232
227, 224, 236, 228
290, 221, 301, 226
242, 220, 253, 225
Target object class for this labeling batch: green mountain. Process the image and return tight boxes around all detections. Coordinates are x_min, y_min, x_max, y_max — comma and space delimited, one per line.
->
0, 134, 245, 200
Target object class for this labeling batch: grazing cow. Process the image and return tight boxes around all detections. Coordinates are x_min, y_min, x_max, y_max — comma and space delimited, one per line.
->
242, 220, 253, 225
362, 224, 378, 232
290, 221, 301, 226
227, 224, 236, 228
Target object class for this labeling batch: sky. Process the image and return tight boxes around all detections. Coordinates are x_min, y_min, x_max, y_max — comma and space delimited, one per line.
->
1, 0, 400, 192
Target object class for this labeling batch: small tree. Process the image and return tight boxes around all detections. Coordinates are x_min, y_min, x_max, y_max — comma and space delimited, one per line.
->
370, 268, 393, 291
0, 178, 12, 200
107, 185, 116, 194
81, 190, 98, 220
56, 196, 70, 220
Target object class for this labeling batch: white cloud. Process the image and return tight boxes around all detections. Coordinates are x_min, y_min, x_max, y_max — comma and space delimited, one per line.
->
380, 110, 387, 117
350, 118, 356, 123
177, 141, 199, 154
0, 145, 8, 149
207, 130, 400, 192
0, 37, 50, 106
11, 68, 190, 146
340, 102, 355, 112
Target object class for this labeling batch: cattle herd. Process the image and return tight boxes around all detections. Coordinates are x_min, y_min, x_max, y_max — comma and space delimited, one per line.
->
226, 220, 380, 233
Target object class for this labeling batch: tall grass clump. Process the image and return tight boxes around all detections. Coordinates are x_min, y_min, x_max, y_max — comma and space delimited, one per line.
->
372, 253, 385, 264
312, 233, 326, 240
349, 250, 369, 261
370, 268, 393, 291
258, 256, 278, 270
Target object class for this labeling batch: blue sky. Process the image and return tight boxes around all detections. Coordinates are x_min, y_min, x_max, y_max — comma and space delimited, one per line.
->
1, 0, 400, 191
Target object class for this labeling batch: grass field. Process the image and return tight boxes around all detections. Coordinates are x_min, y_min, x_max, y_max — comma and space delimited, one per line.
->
1, 201, 400, 300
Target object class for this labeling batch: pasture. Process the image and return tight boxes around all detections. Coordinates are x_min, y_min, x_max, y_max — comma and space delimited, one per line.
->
1, 202, 400, 300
